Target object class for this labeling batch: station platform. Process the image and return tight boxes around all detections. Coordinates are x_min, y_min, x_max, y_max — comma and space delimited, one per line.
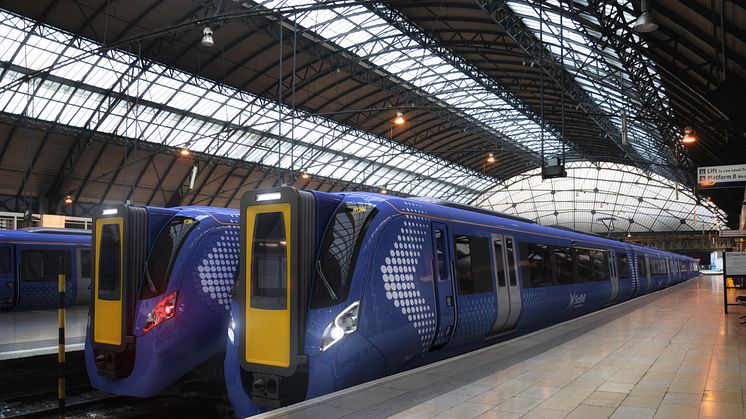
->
0, 306, 87, 360
257, 275, 745, 419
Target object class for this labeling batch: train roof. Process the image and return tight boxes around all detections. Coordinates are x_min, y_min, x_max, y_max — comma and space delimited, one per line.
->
376, 194, 694, 261
0, 228, 91, 244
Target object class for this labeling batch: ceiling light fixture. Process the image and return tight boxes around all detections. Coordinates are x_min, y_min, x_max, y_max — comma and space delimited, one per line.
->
486, 152, 496, 164
179, 148, 191, 157
681, 126, 697, 144
633, 0, 658, 33
301, 169, 310, 180
393, 111, 405, 125
201, 27, 215, 47
64, 195, 73, 205
380, 188, 388, 194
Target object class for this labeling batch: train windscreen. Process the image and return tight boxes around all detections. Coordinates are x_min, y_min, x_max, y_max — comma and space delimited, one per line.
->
98, 223, 122, 300
250, 212, 288, 310
141, 217, 196, 299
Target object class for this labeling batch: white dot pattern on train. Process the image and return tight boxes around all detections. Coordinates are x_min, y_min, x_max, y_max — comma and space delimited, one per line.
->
196, 223, 240, 311
379, 201, 436, 352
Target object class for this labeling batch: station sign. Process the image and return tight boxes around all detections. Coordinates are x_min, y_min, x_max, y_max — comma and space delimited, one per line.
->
724, 252, 746, 276
697, 164, 746, 189
720, 230, 746, 238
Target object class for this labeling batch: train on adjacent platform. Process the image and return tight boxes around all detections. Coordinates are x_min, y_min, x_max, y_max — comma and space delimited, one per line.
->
225, 187, 698, 416
0, 227, 91, 310
85, 205, 239, 396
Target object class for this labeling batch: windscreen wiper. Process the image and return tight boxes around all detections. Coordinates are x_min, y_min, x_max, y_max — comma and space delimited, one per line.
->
315, 260, 338, 301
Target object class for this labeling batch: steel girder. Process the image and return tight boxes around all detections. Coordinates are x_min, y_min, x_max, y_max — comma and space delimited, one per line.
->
475, 1, 647, 164
366, 2, 593, 164
248, 5, 541, 175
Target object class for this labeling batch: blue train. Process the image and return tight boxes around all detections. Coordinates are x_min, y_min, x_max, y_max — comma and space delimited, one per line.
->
85, 204, 239, 396
0, 227, 91, 310
225, 187, 698, 416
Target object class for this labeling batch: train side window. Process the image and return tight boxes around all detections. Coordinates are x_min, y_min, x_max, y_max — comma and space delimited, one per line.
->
493, 237, 506, 287
618, 253, 629, 279
435, 229, 447, 281
470, 236, 493, 293
505, 238, 517, 286
80, 249, 92, 279
520, 243, 552, 288
453, 235, 475, 294
22, 250, 71, 281
552, 247, 574, 285
312, 203, 376, 308
454, 235, 492, 294
591, 250, 608, 281
575, 249, 593, 283
0, 247, 9, 273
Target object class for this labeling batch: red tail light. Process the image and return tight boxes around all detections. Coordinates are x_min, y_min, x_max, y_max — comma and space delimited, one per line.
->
143, 292, 177, 333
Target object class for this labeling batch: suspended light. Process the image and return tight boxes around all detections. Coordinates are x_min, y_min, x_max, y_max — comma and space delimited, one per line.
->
64, 195, 73, 205
633, 0, 658, 33
201, 27, 215, 47
380, 188, 388, 194
301, 169, 310, 180
393, 112, 405, 125
486, 152, 496, 164
179, 148, 191, 157
681, 126, 697, 144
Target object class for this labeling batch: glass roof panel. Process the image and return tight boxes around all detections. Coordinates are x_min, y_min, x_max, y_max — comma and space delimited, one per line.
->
0, 9, 496, 203
258, 0, 563, 156
475, 162, 728, 233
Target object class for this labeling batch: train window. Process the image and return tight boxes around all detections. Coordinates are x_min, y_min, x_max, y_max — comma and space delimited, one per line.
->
618, 253, 629, 279
520, 243, 552, 288
453, 235, 493, 294
575, 249, 593, 283
98, 224, 121, 300
251, 212, 288, 310
591, 250, 608, 281
312, 203, 376, 308
552, 247, 574, 285
493, 237, 506, 287
470, 236, 493, 293
0, 247, 9, 273
80, 249, 91, 279
141, 217, 197, 299
23, 250, 71, 281
435, 229, 447, 281
505, 238, 517, 286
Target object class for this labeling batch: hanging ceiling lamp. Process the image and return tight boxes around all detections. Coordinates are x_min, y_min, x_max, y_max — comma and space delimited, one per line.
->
393, 111, 405, 125
201, 27, 215, 47
681, 126, 697, 144
633, 0, 658, 33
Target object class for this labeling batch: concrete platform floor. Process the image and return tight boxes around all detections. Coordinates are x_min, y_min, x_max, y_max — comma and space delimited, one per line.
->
0, 305, 87, 360
257, 275, 746, 419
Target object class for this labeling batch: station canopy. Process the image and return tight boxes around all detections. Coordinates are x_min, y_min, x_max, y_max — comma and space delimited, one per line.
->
475, 161, 727, 233
0, 0, 742, 230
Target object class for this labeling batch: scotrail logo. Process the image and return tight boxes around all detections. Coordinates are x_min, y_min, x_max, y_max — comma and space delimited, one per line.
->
568, 292, 586, 309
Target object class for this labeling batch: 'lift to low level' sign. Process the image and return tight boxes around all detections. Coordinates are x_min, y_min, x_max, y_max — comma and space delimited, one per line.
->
698, 164, 746, 189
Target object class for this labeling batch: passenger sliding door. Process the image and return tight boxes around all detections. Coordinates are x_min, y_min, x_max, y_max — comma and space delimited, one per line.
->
607, 250, 619, 305
429, 223, 456, 350
489, 234, 521, 335
0, 244, 15, 308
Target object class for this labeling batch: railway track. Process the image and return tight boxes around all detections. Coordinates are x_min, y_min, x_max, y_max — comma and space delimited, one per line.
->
0, 352, 233, 418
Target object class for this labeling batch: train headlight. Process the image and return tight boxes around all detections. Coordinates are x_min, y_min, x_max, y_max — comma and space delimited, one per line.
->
228, 312, 236, 344
320, 301, 360, 352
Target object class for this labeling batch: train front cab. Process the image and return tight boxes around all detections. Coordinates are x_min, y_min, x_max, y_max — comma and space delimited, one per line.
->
89, 204, 147, 378
227, 187, 316, 412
